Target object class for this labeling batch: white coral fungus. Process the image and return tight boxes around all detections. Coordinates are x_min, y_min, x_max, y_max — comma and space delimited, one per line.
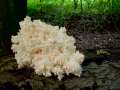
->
11, 16, 85, 80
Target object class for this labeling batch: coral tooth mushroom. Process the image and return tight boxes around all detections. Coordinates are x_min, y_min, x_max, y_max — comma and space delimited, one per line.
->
11, 16, 85, 80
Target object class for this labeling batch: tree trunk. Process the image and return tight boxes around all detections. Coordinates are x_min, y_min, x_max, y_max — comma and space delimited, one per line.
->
80, 0, 83, 13
0, 0, 9, 52
74, 0, 78, 10
0, 0, 27, 55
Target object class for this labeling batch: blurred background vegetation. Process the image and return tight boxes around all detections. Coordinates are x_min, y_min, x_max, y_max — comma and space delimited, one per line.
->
27, 0, 120, 26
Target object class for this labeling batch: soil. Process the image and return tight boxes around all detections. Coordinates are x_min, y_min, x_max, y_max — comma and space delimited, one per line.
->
0, 14, 120, 90
0, 53, 120, 90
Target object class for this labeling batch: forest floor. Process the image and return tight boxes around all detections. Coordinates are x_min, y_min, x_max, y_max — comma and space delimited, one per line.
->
0, 54, 120, 90
0, 15, 120, 90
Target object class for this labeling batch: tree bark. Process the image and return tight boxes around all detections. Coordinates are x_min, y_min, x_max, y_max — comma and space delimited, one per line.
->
0, 0, 27, 55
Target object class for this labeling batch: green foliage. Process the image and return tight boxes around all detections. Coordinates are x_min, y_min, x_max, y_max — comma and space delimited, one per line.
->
27, 0, 120, 26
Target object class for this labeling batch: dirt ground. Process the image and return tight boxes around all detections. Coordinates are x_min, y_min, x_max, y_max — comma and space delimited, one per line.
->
0, 14, 120, 90
0, 52, 120, 90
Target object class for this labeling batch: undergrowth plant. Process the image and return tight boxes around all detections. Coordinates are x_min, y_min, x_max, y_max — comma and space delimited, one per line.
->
27, 0, 120, 26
